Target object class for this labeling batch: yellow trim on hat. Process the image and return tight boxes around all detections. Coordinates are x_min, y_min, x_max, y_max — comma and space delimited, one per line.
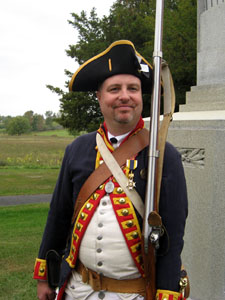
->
108, 58, 112, 71
69, 40, 152, 91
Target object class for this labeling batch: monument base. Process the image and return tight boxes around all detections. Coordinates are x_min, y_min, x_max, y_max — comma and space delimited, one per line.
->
145, 112, 225, 300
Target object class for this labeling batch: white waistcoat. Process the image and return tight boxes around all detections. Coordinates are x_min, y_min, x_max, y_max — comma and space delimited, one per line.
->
65, 195, 143, 300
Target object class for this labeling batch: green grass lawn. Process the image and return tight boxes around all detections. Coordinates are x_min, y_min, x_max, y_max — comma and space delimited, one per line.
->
0, 168, 59, 196
0, 203, 49, 299
0, 130, 74, 196
0, 130, 75, 299
0, 133, 74, 168
34, 129, 74, 137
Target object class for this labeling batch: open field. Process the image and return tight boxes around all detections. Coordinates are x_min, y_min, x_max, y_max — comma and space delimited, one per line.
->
0, 169, 59, 196
0, 130, 74, 196
0, 131, 75, 298
0, 131, 74, 168
34, 129, 74, 137
0, 203, 49, 299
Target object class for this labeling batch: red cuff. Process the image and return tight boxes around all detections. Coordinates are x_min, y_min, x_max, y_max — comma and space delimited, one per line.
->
33, 258, 47, 280
156, 289, 186, 300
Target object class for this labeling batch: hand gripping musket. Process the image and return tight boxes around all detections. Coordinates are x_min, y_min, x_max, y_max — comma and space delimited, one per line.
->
141, 0, 167, 298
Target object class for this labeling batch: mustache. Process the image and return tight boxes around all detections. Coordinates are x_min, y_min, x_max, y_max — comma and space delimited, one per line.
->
112, 104, 135, 109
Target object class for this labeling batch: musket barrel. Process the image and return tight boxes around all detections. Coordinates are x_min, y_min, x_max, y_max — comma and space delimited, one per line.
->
142, 0, 164, 254
153, 0, 164, 57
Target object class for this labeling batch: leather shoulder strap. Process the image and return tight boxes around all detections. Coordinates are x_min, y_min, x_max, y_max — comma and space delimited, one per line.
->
96, 133, 145, 218
71, 128, 149, 224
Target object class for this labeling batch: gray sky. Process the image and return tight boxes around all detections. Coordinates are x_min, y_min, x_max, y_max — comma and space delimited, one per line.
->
0, 0, 113, 117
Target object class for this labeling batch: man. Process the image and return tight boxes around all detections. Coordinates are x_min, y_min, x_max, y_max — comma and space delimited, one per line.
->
34, 40, 188, 300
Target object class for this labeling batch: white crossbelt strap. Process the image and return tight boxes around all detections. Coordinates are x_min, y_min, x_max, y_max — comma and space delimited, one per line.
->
96, 133, 144, 218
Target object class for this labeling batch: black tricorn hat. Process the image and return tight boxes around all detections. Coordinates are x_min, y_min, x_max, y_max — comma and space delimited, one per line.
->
69, 40, 153, 94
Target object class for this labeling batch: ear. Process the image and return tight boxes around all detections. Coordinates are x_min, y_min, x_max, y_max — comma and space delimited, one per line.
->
96, 91, 101, 102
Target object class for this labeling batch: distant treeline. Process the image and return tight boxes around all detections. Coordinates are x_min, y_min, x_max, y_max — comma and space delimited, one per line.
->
0, 110, 62, 135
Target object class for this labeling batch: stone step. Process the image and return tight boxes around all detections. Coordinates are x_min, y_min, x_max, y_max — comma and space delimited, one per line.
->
186, 84, 225, 104
180, 84, 225, 112
179, 101, 225, 112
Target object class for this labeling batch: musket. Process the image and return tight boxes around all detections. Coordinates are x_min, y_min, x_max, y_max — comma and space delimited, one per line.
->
141, 0, 165, 298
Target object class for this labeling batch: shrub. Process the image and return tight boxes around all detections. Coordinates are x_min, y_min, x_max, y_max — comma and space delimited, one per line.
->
6, 116, 31, 135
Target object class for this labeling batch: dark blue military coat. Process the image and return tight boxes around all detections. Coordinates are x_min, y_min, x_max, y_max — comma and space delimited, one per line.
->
35, 129, 188, 296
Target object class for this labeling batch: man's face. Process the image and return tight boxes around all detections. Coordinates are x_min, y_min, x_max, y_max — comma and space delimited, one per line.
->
96, 74, 143, 134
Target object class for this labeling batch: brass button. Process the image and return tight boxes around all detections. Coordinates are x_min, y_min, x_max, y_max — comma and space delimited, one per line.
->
76, 223, 81, 230
99, 160, 104, 165
119, 198, 126, 204
117, 187, 123, 194
132, 231, 138, 239
73, 233, 77, 240
99, 184, 104, 190
80, 212, 85, 219
86, 203, 91, 209
122, 209, 129, 216
126, 220, 133, 228
39, 268, 44, 273
93, 193, 98, 200
136, 244, 141, 251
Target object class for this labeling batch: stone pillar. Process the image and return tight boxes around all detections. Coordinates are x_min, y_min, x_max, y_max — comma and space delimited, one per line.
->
145, 2, 225, 299
179, 0, 225, 112
197, 0, 225, 86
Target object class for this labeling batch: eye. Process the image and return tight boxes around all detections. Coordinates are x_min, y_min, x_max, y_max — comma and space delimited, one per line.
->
108, 86, 120, 92
129, 85, 139, 91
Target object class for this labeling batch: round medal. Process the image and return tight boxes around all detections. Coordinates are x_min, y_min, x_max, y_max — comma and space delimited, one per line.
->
105, 181, 114, 194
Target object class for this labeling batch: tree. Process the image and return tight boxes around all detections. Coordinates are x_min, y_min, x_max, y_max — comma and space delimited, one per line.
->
0, 115, 12, 129
45, 110, 55, 129
24, 110, 34, 127
163, 0, 197, 109
6, 116, 31, 135
32, 114, 45, 131
48, 0, 196, 133
47, 86, 102, 134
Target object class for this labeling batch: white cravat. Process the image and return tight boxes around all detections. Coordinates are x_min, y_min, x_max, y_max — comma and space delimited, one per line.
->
108, 131, 130, 148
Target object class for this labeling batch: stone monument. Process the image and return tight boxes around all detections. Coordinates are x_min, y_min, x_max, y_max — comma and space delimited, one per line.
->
169, 1, 225, 299
180, 0, 225, 113
145, 1, 225, 299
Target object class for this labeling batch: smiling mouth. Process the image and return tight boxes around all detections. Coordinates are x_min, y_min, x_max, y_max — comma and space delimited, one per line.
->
114, 105, 135, 110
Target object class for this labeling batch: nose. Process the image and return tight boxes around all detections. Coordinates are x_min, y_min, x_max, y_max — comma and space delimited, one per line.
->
118, 88, 130, 101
